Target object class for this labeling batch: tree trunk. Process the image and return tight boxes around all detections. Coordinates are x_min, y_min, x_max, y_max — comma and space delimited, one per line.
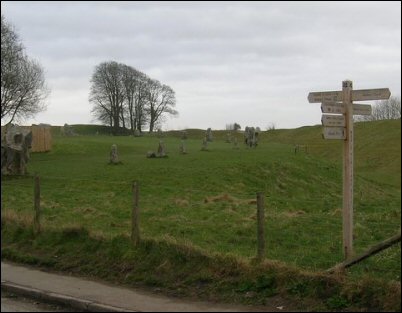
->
113, 113, 120, 135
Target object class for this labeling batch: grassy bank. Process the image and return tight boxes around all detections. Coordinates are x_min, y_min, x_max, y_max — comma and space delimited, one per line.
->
2, 217, 400, 312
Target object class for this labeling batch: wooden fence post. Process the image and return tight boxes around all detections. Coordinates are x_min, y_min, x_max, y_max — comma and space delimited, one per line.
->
131, 181, 140, 245
1, 172, 3, 211
257, 192, 266, 261
33, 175, 41, 235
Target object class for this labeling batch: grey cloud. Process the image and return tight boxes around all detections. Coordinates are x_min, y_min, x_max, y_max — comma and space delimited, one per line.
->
1, 1, 400, 129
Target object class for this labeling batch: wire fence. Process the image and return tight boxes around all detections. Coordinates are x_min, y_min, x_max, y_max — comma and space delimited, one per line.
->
1, 174, 400, 279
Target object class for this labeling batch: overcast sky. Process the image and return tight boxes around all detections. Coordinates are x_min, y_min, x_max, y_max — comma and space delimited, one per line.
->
2, 1, 401, 130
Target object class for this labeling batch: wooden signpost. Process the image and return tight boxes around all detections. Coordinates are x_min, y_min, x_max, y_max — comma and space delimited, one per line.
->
308, 81, 391, 260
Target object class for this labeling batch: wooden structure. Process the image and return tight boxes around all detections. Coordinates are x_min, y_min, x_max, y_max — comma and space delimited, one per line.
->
25, 125, 52, 152
2, 125, 52, 153
308, 81, 391, 260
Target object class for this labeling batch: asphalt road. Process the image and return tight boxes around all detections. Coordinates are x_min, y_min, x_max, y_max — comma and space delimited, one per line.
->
2, 261, 285, 312
1, 291, 75, 312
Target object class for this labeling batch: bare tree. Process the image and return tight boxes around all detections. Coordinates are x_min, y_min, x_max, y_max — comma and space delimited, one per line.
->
146, 79, 178, 132
266, 122, 276, 131
226, 123, 241, 131
90, 61, 178, 134
89, 61, 125, 135
121, 64, 137, 133
134, 73, 149, 133
1, 15, 49, 124
356, 97, 401, 122
120, 65, 149, 134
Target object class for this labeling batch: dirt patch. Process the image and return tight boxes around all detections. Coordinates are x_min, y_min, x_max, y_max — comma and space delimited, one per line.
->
204, 194, 257, 207
283, 210, 306, 218
174, 198, 190, 207
204, 193, 236, 204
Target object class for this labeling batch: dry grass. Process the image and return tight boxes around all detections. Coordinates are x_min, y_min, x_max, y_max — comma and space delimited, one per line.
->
1, 209, 33, 228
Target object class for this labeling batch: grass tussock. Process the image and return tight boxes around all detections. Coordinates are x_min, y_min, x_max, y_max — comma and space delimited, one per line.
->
203, 193, 257, 206
204, 193, 237, 204
1, 209, 33, 228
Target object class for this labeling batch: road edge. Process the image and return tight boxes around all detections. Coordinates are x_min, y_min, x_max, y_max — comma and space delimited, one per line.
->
1, 280, 136, 312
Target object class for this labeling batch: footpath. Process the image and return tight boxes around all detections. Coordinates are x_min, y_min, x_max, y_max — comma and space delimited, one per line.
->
1, 261, 283, 312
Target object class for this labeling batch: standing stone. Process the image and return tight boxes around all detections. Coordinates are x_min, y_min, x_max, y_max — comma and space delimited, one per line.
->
157, 140, 167, 157
244, 126, 258, 148
201, 137, 209, 151
181, 130, 187, 140
244, 126, 249, 145
226, 133, 232, 143
233, 137, 239, 149
61, 123, 76, 136
1, 124, 32, 175
179, 140, 187, 154
110, 144, 119, 164
134, 129, 141, 137
206, 128, 213, 142
254, 128, 260, 147
146, 151, 157, 158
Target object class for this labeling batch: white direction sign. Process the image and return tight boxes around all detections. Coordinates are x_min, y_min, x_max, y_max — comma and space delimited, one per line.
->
322, 114, 345, 127
321, 102, 372, 115
308, 91, 343, 103
353, 104, 372, 116
321, 102, 344, 114
352, 88, 391, 101
311, 88, 390, 103
322, 127, 345, 140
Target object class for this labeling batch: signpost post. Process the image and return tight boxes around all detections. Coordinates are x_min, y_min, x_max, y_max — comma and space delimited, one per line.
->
342, 80, 354, 259
308, 81, 391, 260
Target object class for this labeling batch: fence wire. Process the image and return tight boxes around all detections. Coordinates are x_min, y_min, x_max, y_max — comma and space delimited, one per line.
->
1, 174, 400, 280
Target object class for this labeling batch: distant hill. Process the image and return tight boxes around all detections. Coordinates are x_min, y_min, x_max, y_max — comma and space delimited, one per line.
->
263, 119, 401, 187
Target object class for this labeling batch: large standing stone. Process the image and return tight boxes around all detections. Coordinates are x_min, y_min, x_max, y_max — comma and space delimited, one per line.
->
206, 128, 213, 142
134, 129, 141, 137
233, 137, 239, 149
226, 133, 232, 143
244, 126, 259, 148
146, 141, 168, 158
61, 123, 77, 136
157, 140, 167, 157
109, 144, 120, 164
201, 137, 209, 151
1, 124, 32, 175
179, 140, 187, 154
146, 151, 157, 158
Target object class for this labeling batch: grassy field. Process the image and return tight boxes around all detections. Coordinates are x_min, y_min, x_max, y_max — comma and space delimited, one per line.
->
2, 119, 401, 311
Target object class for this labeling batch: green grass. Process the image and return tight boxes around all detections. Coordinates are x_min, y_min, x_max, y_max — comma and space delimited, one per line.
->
2, 120, 401, 311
